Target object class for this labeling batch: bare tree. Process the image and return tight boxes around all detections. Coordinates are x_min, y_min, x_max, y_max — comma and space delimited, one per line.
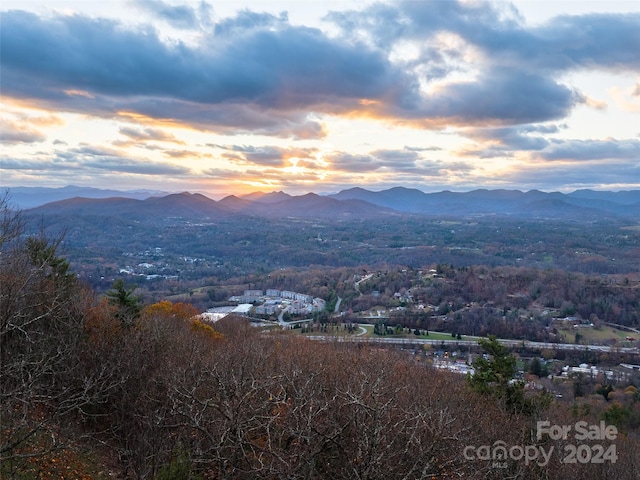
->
0, 197, 94, 470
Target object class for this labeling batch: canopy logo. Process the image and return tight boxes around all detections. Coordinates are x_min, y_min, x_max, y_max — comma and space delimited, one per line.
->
463, 421, 618, 469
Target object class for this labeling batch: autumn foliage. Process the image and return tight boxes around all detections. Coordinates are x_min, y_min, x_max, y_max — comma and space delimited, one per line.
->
2, 197, 639, 479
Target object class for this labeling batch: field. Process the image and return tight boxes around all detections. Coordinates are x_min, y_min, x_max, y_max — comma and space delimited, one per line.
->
556, 324, 637, 346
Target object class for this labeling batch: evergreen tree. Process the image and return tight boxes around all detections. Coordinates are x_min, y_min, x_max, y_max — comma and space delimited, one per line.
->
529, 357, 543, 378
468, 336, 550, 416
106, 278, 142, 327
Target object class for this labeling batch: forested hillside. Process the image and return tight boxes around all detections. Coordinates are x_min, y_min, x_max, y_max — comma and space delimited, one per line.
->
2, 198, 640, 479
218, 264, 640, 336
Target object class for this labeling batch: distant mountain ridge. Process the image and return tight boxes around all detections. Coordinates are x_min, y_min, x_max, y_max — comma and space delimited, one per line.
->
12, 186, 640, 220
27, 191, 398, 221
3, 185, 170, 209
328, 187, 640, 218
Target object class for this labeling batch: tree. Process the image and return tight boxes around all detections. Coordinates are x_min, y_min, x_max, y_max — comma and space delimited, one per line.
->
373, 319, 386, 335
141, 300, 198, 321
468, 336, 550, 416
572, 373, 586, 398
529, 357, 543, 377
468, 336, 516, 396
596, 384, 614, 401
1, 198, 93, 466
602, 403, 631, 430
106, 278, 142, 327
0, 192, 23, 247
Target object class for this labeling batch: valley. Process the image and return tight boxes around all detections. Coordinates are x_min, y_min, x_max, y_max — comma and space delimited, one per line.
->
4, 188, 640, 479
18, 188, 640, 345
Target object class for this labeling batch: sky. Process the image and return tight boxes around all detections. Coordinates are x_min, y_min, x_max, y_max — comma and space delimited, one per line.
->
1, 0, 639, 197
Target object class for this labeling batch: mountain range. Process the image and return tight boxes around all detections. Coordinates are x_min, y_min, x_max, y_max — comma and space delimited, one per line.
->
4, 185, 170, 209
7, 185, 640, 220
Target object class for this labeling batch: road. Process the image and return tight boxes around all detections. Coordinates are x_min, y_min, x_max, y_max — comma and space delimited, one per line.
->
304, 334, 639, 354
276, 306, 312, 328
334, 296, 342, 313
354, 274, 373, 296
601, 322, 640, 334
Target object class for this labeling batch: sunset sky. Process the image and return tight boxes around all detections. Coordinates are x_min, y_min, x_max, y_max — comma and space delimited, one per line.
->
1, 0, 639, 196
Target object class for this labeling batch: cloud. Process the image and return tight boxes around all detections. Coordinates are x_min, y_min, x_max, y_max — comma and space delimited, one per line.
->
458, 146, 515, 160
609, 82, 640, 113
83, 157, 191, 175
1, 9, 364, 136
405, 145, 443, 152
504, 160, 640, 190
163, 149, 207, 159
326, 147, 468, 177
119, 126, 184, 144
49, 144, 193, 176
199, 164, 328, 189
458, 129, 640, 164
330, 1, 640, 73
0, 111, 62, 145
327, 0, 521, 49
370, 148, 420, 169
0, 120, 46, 144
459, 124, 558, 157
0, 1, 638, 146
118, 103, 328, 140
0, 156, 59, 170
415, 69, 581, 124
326, 148, 422, 173
214, 144, 318, 167
328, 153, 387, 172
213, 9, 288, 36
21, 114, 64, 128
521, 13, 640, 72
71, 145, 123, 158
325, 1, 638, 125
200, 167, 246, 180
538, 139, 640, 161
0, 148, 192, 186
583, 96, 607, 110
0, 9, 398, 105
131, 0, 201, 30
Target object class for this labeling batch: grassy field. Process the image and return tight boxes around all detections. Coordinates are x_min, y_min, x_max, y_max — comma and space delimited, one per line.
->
556, 325, 636, 345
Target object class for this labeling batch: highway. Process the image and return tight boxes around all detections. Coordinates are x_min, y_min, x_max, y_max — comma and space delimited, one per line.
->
304, 334, 640, 354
